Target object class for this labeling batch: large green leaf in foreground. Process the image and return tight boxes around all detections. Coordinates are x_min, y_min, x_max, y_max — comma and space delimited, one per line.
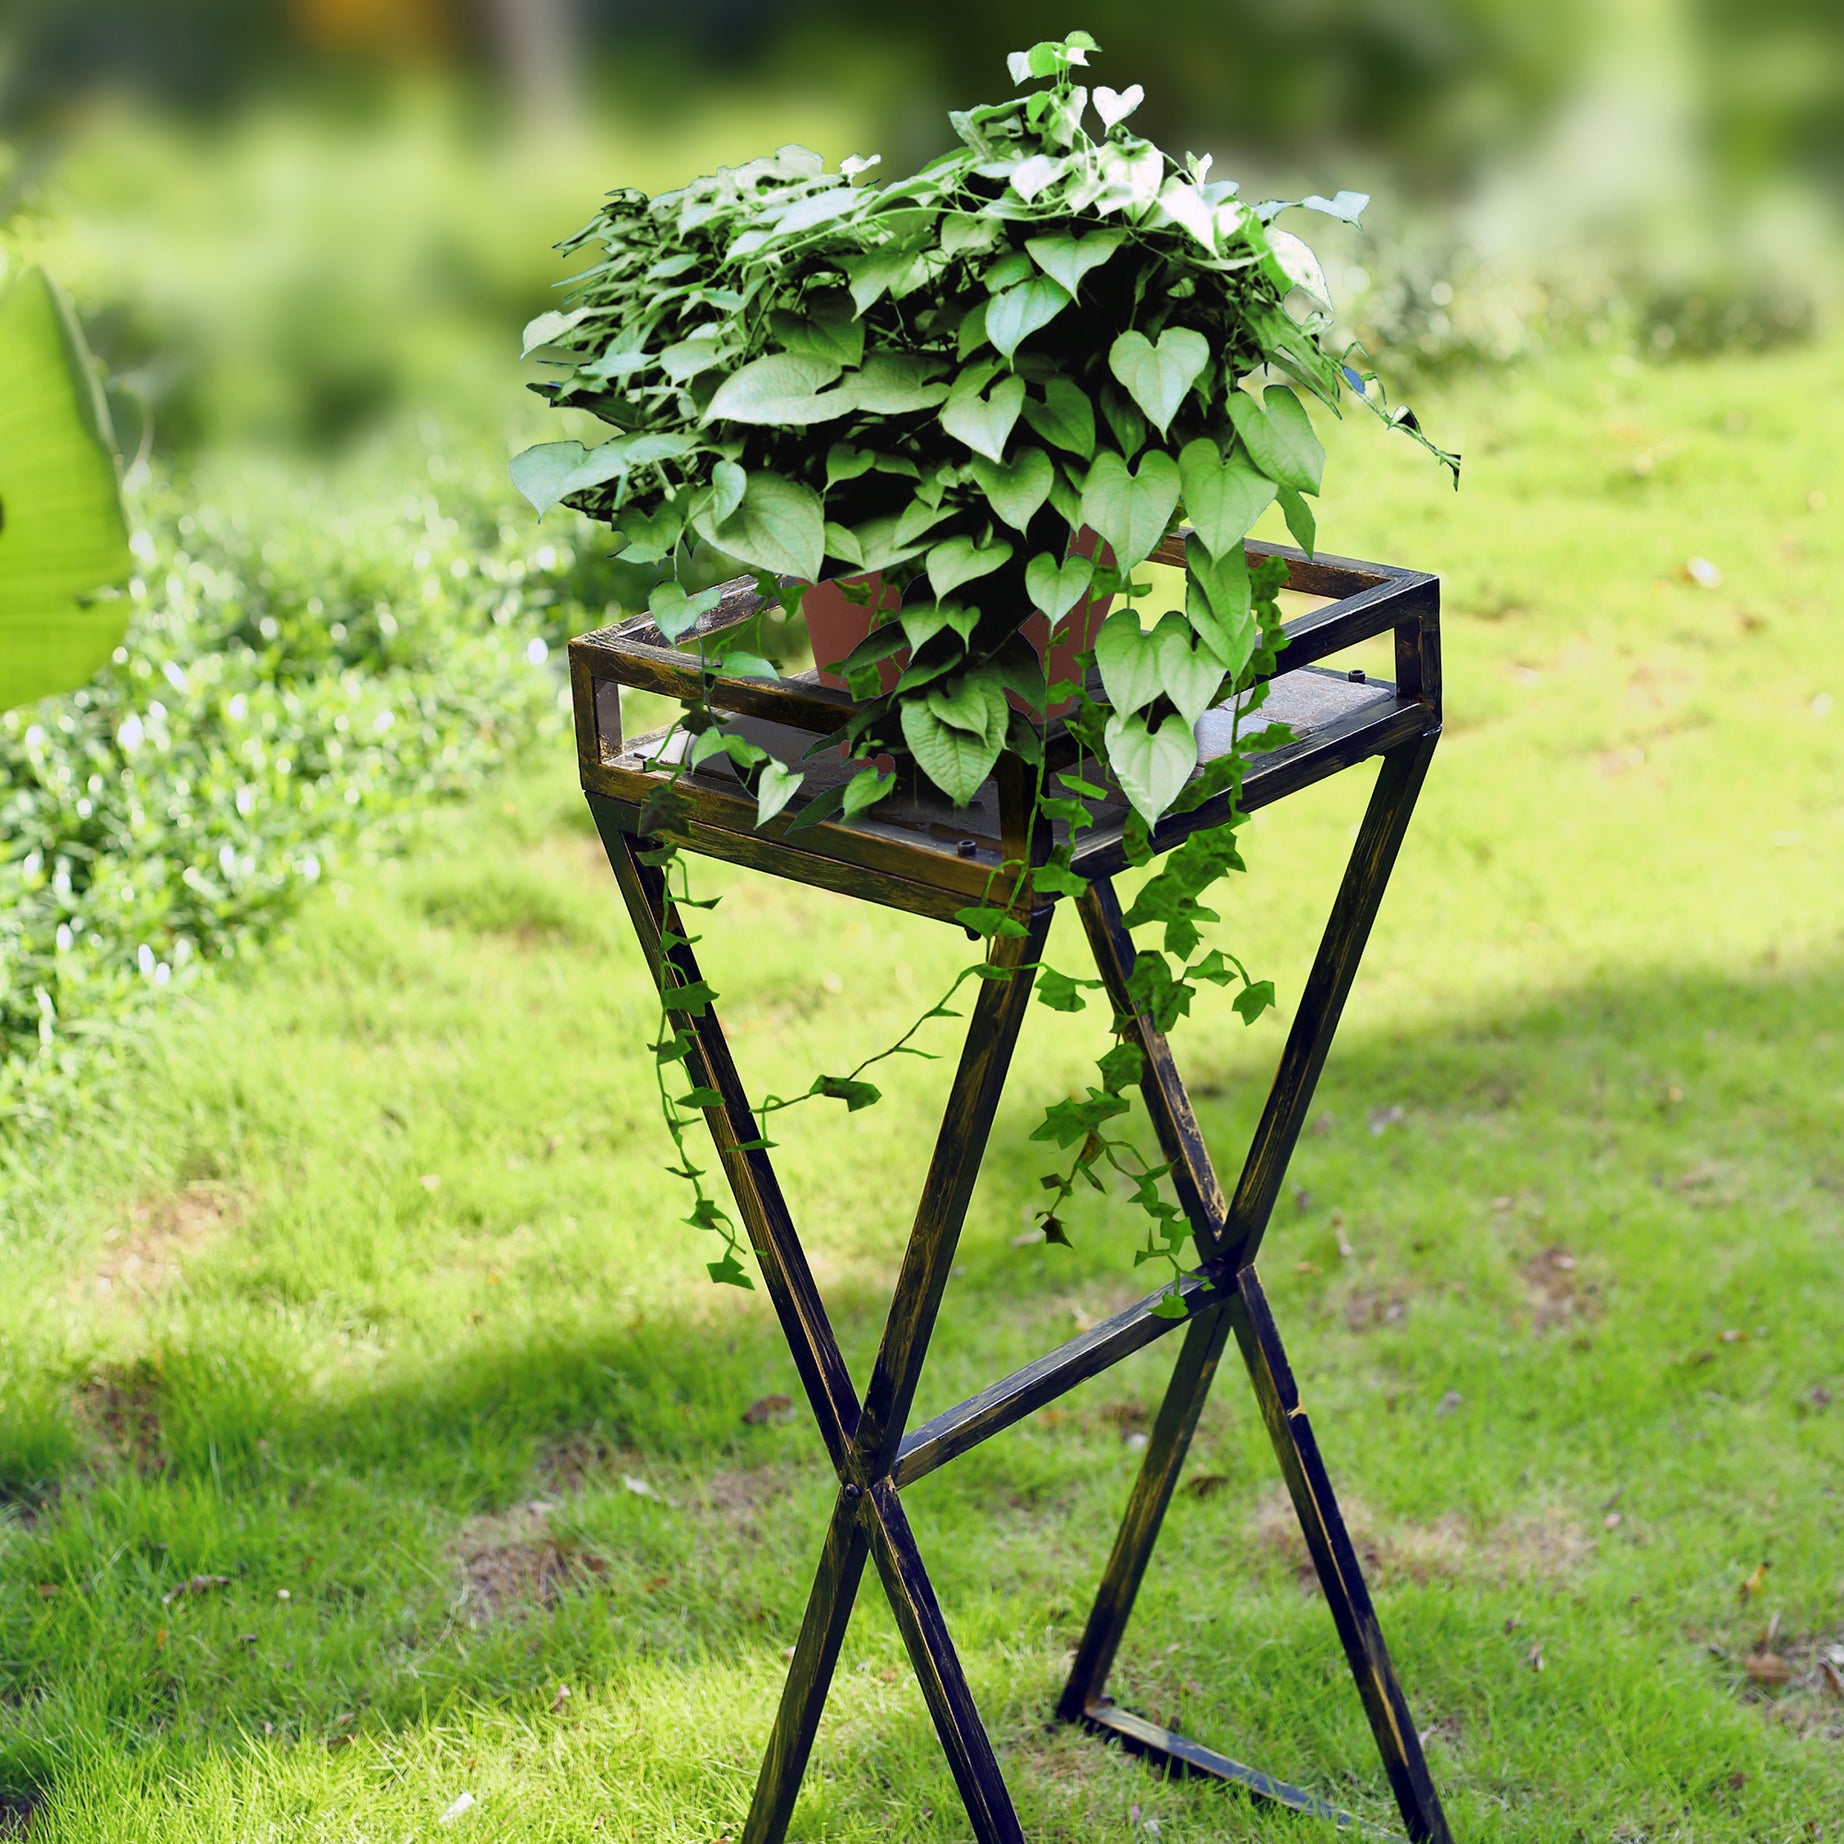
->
0, 266, 131, 712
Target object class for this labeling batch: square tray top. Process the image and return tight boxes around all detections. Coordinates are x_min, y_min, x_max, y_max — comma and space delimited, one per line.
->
569, 535, 1439, 922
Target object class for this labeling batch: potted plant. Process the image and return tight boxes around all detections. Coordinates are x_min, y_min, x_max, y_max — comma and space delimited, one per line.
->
516, 30, 1453, 1290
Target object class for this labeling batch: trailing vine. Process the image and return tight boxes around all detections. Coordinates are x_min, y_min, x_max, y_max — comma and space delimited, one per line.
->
516, 31, 1453, 1300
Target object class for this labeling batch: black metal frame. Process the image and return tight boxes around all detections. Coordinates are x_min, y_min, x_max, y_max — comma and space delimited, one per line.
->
576, 537, 1453, 1843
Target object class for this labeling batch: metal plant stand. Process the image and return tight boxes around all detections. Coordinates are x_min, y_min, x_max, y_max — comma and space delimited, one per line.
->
569, 534, 1452, 1844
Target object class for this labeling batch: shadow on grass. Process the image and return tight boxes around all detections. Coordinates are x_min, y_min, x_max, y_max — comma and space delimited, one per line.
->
4, 952, 1841, 1825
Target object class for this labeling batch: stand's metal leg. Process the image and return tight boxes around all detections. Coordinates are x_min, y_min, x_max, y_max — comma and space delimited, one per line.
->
1057, 1303, 1234, 1723
597, 805, 1050, 1844
593, 805, 860, 1464
1057, 734, 1453, 1842
865, 1481, 1028, 1844
840, 913, 1051, 1843
1219, 734, 1440, 1271
853, 911, 1053, 1476
1230, 1269, 1453, 1844
742, 1490, 872, 1844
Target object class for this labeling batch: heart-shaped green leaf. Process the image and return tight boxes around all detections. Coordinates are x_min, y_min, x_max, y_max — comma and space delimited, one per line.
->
1104, 708, 1198, 822
647, 580, 724, 643
986, 276, 1072, 362
512, 431, 693, 514
900, 603, 978, 651
927, 532, 1013, 600
825, 443, 874, 487
841, 766, 897, 819
1178, 437, 1275, 558
1080, 448, 1181, 569
926, 670, 1007, 743
0, 268, 131, 712
902, 698, 1003, 807
1151, 611, 1225, 729
940, 368, 1027, 462
826, 515, 930, 575
1021, 378, 1096, 460
694, 469, 824, 581
616, 499, 686, 564
1025, 550, 1094, 624
704, 352, 849, 426
1024, 229, 1123, 298
755, 759, 803, 826
838, 351, 951, 414
1093, 83, 1144, 129
1226, 384, 1324, 494
1093, 609, 1162, 716
1107, 327, 1209, 436
519, 306, 589, 356
510, 441, 592, 514
969, 447, 1054, 532
1185, 535, 1256, 675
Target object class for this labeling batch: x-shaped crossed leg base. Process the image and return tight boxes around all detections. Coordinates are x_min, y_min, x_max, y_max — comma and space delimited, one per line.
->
589, 732, 1452, 1844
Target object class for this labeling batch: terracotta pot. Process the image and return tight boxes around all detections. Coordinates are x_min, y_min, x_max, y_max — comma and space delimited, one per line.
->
800, 530, 1115, 719
803, 574, 904, 694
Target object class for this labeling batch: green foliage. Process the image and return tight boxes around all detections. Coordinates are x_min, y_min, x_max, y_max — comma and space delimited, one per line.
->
522, 30, 1451, 829
0, 465, 579, 1124
0, 268, 132, 712
525, 33, 1452, 1296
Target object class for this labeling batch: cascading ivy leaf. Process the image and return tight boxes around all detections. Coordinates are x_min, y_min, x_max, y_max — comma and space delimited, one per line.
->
1024, 228, 1123, 297
1226, 384, 1325, 495
1020, 378, 1097, 459
986, 274, 1072, 360
1177, 438, 1276, 558
940, 368, 1027, 461
1079, 448, 1180, 569
1024, 548, 1094, 622
692, 470, 824, 581
1107, 327, 1209, 436
926, 532, 1014, 600
1104, 707, 1198, 822
704, 353, 849, 426
968, 447, 1054, 531
901, 696, 1003, 805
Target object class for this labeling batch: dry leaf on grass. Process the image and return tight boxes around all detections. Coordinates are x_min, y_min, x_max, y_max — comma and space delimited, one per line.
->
1738, 1561, 1771, 1600
742, 1394, 794, 1426
1746, 1651, 1794, 1686
1185, 1474, 1233, 1499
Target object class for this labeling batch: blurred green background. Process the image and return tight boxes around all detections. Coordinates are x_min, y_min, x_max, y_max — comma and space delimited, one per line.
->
2, 0, 1838, 470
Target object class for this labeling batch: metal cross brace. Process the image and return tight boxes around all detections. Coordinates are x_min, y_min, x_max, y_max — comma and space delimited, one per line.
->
589, 728, 1452, 1844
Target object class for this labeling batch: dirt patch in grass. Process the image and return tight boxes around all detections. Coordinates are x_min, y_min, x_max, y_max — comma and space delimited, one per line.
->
73, 1358, 169, 1477
534, 1431, 624, 1496
1247, 1490, 1591, 1593
0, 1791, 39, 1839
1341, 1285, 1412, 1333
452, 1503, 609, 1622
81, 1183, 244, 1303
1519, 1246, 1602, 1337
696, 1466, 786, 1541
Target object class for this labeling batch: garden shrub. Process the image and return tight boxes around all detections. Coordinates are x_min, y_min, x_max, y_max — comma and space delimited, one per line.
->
0, 458, 589, 1132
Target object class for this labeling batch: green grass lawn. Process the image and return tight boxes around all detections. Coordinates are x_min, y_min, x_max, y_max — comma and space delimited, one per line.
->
3, 333, 1841, 1841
